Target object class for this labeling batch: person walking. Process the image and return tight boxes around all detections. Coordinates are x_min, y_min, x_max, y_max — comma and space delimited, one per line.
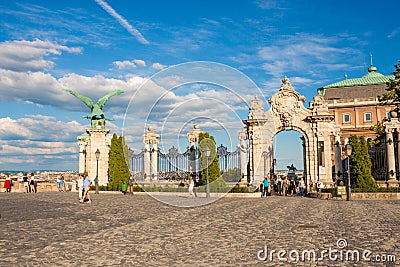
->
77, 173, 84, 200
4, 174, 11, 192
80, 172, 92, 203
262, 177, 269, 197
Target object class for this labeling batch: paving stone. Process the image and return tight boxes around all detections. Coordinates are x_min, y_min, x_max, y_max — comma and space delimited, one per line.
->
0, 192, 399, 266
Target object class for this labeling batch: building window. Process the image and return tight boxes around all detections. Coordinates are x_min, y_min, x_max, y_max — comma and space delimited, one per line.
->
364, 112, 372, 122
343, 114, 350, 123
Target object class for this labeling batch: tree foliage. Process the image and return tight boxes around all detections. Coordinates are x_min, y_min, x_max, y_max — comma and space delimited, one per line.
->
108, 133, 130, 191
198, 132, 226, 190
378, 60, 400, 106
348, 135, 377, 190
371, 61, 400, 139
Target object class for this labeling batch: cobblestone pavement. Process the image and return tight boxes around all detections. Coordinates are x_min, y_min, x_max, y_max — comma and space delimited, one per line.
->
0, 192, 399, 267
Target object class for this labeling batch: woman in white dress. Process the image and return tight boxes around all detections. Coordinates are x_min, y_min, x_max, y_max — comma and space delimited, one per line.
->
188, 178, 194, 197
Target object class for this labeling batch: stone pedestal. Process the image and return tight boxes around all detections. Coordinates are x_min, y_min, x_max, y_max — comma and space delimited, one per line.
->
238, 129, 248, 184
143, 127, 159, 181
85, 129, 111, 186
387, 179, 399, 188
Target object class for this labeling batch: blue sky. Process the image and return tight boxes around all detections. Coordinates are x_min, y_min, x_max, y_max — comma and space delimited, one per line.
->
0, 0, 399, 171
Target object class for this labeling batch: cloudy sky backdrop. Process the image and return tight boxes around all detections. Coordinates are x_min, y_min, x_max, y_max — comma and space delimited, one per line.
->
0, 0, 399, 171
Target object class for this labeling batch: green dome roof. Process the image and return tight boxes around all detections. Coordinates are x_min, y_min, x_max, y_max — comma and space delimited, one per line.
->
321, 65, 394, 89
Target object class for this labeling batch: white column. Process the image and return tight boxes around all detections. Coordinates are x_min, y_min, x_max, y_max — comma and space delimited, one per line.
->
78, 142, 86, 174
386, 129, 397, 180
144, 142, 151, 181
151, 142, 158, 180
238, 129, 248, 184
334, 135, 342, 179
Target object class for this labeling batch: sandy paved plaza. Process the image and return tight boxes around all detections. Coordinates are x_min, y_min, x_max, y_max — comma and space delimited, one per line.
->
0, 192, 399, 266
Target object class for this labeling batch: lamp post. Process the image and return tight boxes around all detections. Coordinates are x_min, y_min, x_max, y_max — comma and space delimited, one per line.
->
204, 146, 211, 198
95, 148, 100, 194
345, 143, 353, 201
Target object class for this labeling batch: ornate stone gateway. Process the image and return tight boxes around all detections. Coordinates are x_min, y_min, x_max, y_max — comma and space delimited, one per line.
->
243, 78, 341, 192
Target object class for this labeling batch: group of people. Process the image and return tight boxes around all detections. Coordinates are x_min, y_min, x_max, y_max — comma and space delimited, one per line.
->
76, 171, 92, 203
259, 176, 306, 197
23, 173, 37, 193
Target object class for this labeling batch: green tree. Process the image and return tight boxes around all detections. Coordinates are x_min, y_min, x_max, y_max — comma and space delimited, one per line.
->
348, 135, 377, 190
379, 60, 400, 107
198, 132, 227, 192
108, 133, 130, 191
371, 60, 400, 139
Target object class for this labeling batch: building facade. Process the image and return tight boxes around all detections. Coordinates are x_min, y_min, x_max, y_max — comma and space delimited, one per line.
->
318, 63, 395, 140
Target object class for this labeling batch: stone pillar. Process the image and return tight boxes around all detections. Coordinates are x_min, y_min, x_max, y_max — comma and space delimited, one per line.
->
143, 127, 160, 181
334, 135, 342, 180
238, 129, 248, 184
386, 129, 397, 181
151, 142, 158, 180
77, 134, 88, 174
86, 129, 110, 186
187, 124, 200, 180
143, 142, 151, 181
78, 143, 86, 174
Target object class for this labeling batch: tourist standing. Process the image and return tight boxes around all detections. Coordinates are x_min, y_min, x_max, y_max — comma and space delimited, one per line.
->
277, 176, 282, 195
80, 171, 92, 203
56, 174, 62, 192
262, 177, 269, 197
77, 173, 84, 200
299, 178, 306, 197
121, 181, 127, 195
259, 181, 264, 198
60, 175, 65, 192
128, 178, 134, 195
30, 173, 36, 193
23, 173, 29, 193
4, 174, 11, 192
188, 178, 195, 197
282, 176, 289, 196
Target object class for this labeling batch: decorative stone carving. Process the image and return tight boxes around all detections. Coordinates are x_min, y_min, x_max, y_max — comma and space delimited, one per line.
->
268, 77, 306, 127
248, 97, 265, 120
311, 91, 329, 114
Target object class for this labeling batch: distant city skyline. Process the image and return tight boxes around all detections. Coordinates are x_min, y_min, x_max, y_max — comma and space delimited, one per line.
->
0, 0, 399, 171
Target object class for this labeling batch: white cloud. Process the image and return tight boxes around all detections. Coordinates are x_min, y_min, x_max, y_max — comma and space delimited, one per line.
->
113, 59, 147, 69
133, 59, 146, 67
152, 62, 166, 70
254, 0, 285, 10
94, 0, 149, 44
0, 116, 85, 142
113, 60, 136, 69
0, 39, 81, 72
258, 33, 360, 79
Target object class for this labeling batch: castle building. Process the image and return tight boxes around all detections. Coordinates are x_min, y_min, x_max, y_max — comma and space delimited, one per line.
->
318, 61, 395, 140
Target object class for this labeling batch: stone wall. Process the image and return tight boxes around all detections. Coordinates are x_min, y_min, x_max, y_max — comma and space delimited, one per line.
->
0, 180, 76, 193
